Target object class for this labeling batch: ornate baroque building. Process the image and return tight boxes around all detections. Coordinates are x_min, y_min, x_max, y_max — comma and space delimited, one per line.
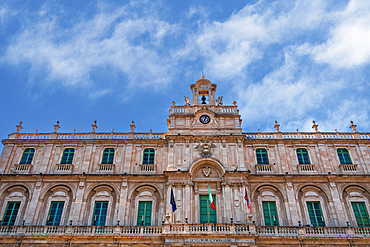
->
0, 77, 370, 247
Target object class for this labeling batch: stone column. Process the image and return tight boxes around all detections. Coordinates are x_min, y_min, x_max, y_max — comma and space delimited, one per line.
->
117, 180, 128, 225
27, 179, 43, 225
123, 144, 133, 173
328, 181, 346, 226
184, 182, 191, 223
70, 179, 85, 225
166, 182, 173, 223
284, 180, 299, 226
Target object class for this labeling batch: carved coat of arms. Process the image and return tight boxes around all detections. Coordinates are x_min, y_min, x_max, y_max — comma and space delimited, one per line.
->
195, 138, 216, 158
203, 166, 211, 177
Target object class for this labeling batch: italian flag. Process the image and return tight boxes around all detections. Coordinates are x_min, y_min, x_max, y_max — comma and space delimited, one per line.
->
208, 186, 216, 210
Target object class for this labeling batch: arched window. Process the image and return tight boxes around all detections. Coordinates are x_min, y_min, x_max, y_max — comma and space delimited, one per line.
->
337, 148, 352, 164
60, 148, 75, 164
143, 149, 155, 165
256, 149, 269, 164
102, 148, 115, 164
20, 148, 35, 164
296, 148, 310, 164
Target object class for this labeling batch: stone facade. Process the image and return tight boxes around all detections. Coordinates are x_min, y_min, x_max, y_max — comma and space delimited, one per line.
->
0, 78, 370, 246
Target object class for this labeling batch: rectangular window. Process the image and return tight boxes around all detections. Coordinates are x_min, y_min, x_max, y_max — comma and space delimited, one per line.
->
20, 149, 35, 164
102, 148, 115, 164
297, 149, 310, 164
61, 148, 75, 164
199, 195, 217, 224
352, 202, 370, 227
1, 202, 20, 226
256, 149, 269, 165
307, 201, 325, 227
137, 201, 152, 226
46, 202, 65, 226
143, 149, 155, 165
262, 201, 279, 226
92, 201, 108, 226
337, 149, 352, 164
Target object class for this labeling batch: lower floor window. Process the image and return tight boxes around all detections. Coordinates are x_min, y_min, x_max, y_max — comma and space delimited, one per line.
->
46, 201, 64, 226
352, 202, 370, 227
93, 201, 108, 226
1, 202, 20, 226
199, 195, 217, 224
307, 201, 325, 227
137, 201, 152, 226
262, 201, 279, 226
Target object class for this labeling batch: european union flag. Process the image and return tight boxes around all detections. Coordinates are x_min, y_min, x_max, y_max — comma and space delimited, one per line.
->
170, 187, 177, 212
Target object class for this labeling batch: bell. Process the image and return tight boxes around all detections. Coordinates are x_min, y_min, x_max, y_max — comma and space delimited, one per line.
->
201, 95, 207, 104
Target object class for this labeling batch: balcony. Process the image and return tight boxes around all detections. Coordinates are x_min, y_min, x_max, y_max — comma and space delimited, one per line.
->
98, 164, 115, 173
13, 164, 32, 174
255, 164, 274, 174
340, 164, 358, 173
139, 164, 157, 173
0, 225, 369, 239
297, 164, 316, 173
55, 164, 73, 173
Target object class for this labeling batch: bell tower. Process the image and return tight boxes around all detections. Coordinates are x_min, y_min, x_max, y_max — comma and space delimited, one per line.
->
167, 77, 242, 135
190, 76, 217, 106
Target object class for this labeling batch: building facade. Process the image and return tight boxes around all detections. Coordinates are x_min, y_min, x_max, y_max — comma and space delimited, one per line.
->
0, 77, 370, 247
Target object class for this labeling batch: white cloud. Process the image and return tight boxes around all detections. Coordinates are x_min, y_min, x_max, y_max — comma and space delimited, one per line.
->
2, 2, 177, 98
313, 0, 370, 68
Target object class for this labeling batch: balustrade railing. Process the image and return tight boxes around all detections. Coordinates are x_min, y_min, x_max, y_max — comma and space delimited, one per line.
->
340, 164, 358, 173
0, 225, 369, 237
56, 164, 73, 172
298, 164, 316, 172
139, 164, 156, 172
256, 164, 273, 174
98, 164, 115, 172
14, 164, 32, 173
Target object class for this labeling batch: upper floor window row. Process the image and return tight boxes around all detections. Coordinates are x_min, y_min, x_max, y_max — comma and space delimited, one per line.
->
143, 149, 155, 165
20, 148, 35, 164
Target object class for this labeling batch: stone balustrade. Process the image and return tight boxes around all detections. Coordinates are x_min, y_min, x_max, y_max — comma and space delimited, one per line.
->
255, 164, 274, 174
1, 225, 369, 238
340, 164, 358, 173
297, 164, 316, 173
98, 164, 115, 172
14, 164, 32, 173
139, 164, 156, 172
7, 131, 370, 141
56, 164, 73, 173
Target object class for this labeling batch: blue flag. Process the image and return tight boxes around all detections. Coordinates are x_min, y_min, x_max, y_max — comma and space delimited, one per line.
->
170, 187, 177, 212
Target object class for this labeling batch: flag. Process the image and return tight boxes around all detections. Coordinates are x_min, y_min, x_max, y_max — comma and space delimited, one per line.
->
208, 186, 216, 210
244, 187, 250, 211
170, 187, 177, 212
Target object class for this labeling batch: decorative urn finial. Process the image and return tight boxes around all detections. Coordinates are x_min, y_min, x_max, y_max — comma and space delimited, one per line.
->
312, 121, 318, 132
54, 121, 60, 132
130, 121, 136, 132
16, 121, 23, 132
350, 121, 357, 132
274, 120, 280, 132
91, 120, 98, 132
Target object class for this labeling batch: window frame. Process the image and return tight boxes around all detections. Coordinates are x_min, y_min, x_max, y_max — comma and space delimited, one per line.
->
1, 201, 21, 226
142, 148, 155, 165
101, 148, 115, 165
60, 148, 75, 165
199, 194, 217, 224
306, 201, 326, 227
92, 201, 109, 226
19, 148, 35, 165
256, 148, 269, 165
296, 148, 311, 165
337, 148, 352, 165
351, 202, 370, 227
137, 201, 153, 226
46, 201, 65, 226
262, 201, 279, 226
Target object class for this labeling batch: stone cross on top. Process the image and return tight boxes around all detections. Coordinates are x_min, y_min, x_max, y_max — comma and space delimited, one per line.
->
350, 121, 357, 132
274, 120, 280, 132
54, 121, 60, 132
91, 120, 98, 132
16, 121, 23, 132
312, 121, 318, 132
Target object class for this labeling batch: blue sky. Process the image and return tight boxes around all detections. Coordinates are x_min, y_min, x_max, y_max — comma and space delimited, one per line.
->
1, 0, 370, 145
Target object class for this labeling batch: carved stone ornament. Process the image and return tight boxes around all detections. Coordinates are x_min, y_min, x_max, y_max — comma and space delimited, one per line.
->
203, 166, 211, 177
195, 138, 216, 158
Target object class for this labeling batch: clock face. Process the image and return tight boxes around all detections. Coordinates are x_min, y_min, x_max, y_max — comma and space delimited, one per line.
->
199, 115, 211, 124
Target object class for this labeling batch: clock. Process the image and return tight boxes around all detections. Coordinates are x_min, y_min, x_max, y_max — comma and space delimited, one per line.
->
199, 115, 210, 124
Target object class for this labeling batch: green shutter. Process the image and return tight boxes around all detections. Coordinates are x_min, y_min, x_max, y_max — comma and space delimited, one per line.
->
297, 149, 310, 164
46, 202, 65, 226
307, 202, 325, 227
262, 201, 279, 226
102, 148, 115, 164
1, 202, 20, 226
92, 201, 108, 226
199, 195, 216, 223
137, 201, 152, 226
352, 202, 370, 227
